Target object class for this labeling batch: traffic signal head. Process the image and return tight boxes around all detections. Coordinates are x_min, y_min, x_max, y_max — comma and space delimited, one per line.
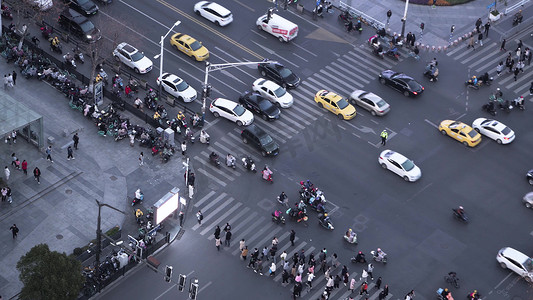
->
165, 266, 173, 282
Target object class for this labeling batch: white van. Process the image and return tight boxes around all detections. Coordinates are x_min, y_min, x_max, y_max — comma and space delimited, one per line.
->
256, 14, 298, 42
28, 0, 53, 11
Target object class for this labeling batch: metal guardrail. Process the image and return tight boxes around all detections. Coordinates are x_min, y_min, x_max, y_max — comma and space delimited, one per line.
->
504, 0, 529, 14
339, 1, 385, 30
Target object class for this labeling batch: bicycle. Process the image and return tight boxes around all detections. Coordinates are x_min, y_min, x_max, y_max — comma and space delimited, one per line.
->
444, 273, 460, 288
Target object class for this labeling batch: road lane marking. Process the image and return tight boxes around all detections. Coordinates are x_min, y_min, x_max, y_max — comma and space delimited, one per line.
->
232, 0, 255, 11
250, 40, 300, 68
424, 119, 439, 128
156, 0, 262, 59
198, 281, 212, 294
292, 52, 309, 62
154, 284, 176, 300
407, 183, 433, 202
493, 272, 513, 290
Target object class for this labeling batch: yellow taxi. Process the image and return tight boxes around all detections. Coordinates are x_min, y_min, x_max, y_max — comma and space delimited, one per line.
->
314, 90, 356, 120
170, 33, 209, 61
439, 120, 482, 147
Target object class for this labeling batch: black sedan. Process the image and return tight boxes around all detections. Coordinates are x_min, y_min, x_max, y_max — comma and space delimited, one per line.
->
239, 91, 281, 121
257, 59, 300, 89
378, 70, 424, 97
65, 0, 99, 15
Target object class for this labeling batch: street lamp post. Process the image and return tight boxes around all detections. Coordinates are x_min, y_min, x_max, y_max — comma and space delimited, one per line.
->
400, 0, 409, 37
154, 21, 181, 100
201, 60, 276, 123
94, 199, 124, 293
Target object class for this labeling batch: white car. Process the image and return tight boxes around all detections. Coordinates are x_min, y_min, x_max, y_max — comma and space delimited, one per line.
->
349, 90, 390, 116
156, 73, 197, 103
194, 1, 233, 26
472, 118, 515, 144
113, 43, 153, 74
209, 98, 254, 126
378, 150, 422, 182
496, 247, 533, 282
252, 78, 293, 108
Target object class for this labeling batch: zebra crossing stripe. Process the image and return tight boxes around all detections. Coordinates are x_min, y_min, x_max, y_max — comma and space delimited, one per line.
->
460, 42, 497, 64
207, 210, 257, 241
192, 196, 234, 230
199, 201, 242, 235
194, 190, 216, 207
195, 168, 227, 187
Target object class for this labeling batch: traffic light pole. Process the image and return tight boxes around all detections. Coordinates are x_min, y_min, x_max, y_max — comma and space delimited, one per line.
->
201, 60, 277, 123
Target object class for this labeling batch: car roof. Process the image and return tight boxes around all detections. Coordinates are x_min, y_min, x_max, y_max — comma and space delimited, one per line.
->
261, 79, 280, 90
501, 247, 530, 264
161, 73, 182, 84
449, 121, 469, 130
174, 33, 196, 43
118, 43, 137, 54
381, 150, 407, 162
213, 98, 237, 109
482, 119, 505, 130
62, 8, 88, 24
206, 2, 231, 14
324, 92, 343, 102
245, 124, 267, 136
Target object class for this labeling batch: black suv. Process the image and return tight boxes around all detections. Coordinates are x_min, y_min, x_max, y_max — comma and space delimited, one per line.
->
241, 124, 279, 157
257, 58, 300, 89
64, 0, 99, 16
58, 8, 101, 43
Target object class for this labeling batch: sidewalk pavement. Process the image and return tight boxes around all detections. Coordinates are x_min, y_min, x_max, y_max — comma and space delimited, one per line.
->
290, 0, 532, 50
0, 57, 188, 299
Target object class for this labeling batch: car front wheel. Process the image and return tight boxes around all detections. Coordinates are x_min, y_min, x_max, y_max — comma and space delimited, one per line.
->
441, 130, 447, 136
236, 120, 243, 126
499, 262, 507, 269
463, 141, 468, 146
213, 112, 220, 118
317, 102, 323, 108
403, 176, 410, 182
257, 25, 263, 30
134, 68, 140, 74
338, 114, 344, 120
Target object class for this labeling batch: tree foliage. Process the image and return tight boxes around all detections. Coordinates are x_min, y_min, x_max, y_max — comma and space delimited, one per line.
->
16, 244, 84, 300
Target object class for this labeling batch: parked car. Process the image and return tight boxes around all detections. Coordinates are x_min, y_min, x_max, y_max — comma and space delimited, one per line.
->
496, 247, 533, 282
349, 90, 390, 116
239, 91, 281, 121
58, 8, 101, 43
113, 43, 153, 74
378, 150, 422, 182
257, 59, 300, 89
379, 70, 424, 97
64, 0, 98, 16
194, 1, 233, 26
209, 98, 254, 126
241, 124, 279, 157
156, 73, 197, 103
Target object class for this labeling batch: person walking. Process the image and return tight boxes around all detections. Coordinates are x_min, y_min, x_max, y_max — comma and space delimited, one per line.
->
178, 211, 184, 226
360, 281, 369, 295
215, 237, 221, 251
270, 246, 278, 263
11, 153, 17, 167
361, 268, 368, 281
375, 276, 382, 290
21, 160, 27, 175
255, 258, 264, 275
72, 133, 79, 149
4, 166, 10, 181
67, 146, 74, 160
3, 187, 9, 203
241, 246, 249, 261
484, 21, 490, 37
333, 274, 341, 289
367, 263, 374, 280
349, 277, 356, 292
269, 262, 277, 276
500, 38, 507, 51
248, 254, 257, 269
262, 246, 269, 260
45, 146, 53, 162
319, 259, 327, 274
405, 290, 415, 300
526, 47, 532, 65
280, 250, 287, 262
467, 35, 475, 50
225, 230, 232, 246
514, 67, 520, 81
7, 73, 13, 88
272, 236, 279, 247
11, 130, 16, 143
181, 141, 187, 155
9, 224, 19, 239
289, 229, 295, 246
139, 152, 144, 166
196, 210, 203, 225
496, 61, 504, 76
33, 167, 41, 184
282, 270, 290, 285
343, 271, 350, 286
477, 32, 483, 46
516, 47, 522, 60
326, 276, 334, 292
239, 239, 246, 252
4, 75, 8, 90
332, 253, 339, 268
306, 272, 315, 290
380, 130, 388, 145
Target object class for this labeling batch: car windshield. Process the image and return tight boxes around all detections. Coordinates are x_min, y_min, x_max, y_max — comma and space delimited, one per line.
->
190, 41, 202, 51
401, 159, 415, 172
467, 129, 478, 138
481, 119, 493, 125
337, 98, 350, 109
79, 20, 95, 33
78, 0, 91, 5
501, 126, 511, 135
274, 87, 286, 97
279, 68, 292, 78
259, 100, 273, 111
130, 51, 144, 62
259, 135, 274, 145
233, 104, 246, 116
176, 81, 189, 92
525, 258, 533, 272
407, 80, 420, 91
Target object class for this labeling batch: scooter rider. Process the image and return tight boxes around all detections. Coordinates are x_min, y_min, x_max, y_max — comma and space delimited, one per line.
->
262, 165, 273, 181
209, 151, 219, 162
278, 191, 288, 205
494, 87, 503, 99
345, 229, 356, 243
226, 153, 236, 167
375, 248, 386, 261
355, 251, 366, 263
199, 130, 210, 144
135, 189, 144, 202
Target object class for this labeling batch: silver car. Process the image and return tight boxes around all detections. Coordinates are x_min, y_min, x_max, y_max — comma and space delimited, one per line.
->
523, 192, 533, 208
349, 90, 390, 116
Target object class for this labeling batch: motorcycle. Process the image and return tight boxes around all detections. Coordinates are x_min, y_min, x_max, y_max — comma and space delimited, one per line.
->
41, 25, 52, 39
318, 213, 334, 230
226, 155, 236, 169
481, 101, 497, 116
512, 97, 525, 110
512, 12, 523, 26
262, 166, 273, 183
368, 35, 384, 59
73, 47, 85, 64
313, 4, 324, 17
423, 64, 439, 82
184, 128, 195, 144
498, 99, 513, 113
63, 53, 77, 69
286, 207, 308, 223
351, 251, 367, 263
272, 210, 286, 224
242, 157, 256, 172
344, 229, 358, 244
370, 249, 387, 263
1, 4, 13, 20
277, 194, 289, 207
50, 41, 63, 54
452, 208, 468, 222
199, 131, 210, 144
209, 152, 221, 168
131, 189, 144, 206
386, 47, 400, 60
